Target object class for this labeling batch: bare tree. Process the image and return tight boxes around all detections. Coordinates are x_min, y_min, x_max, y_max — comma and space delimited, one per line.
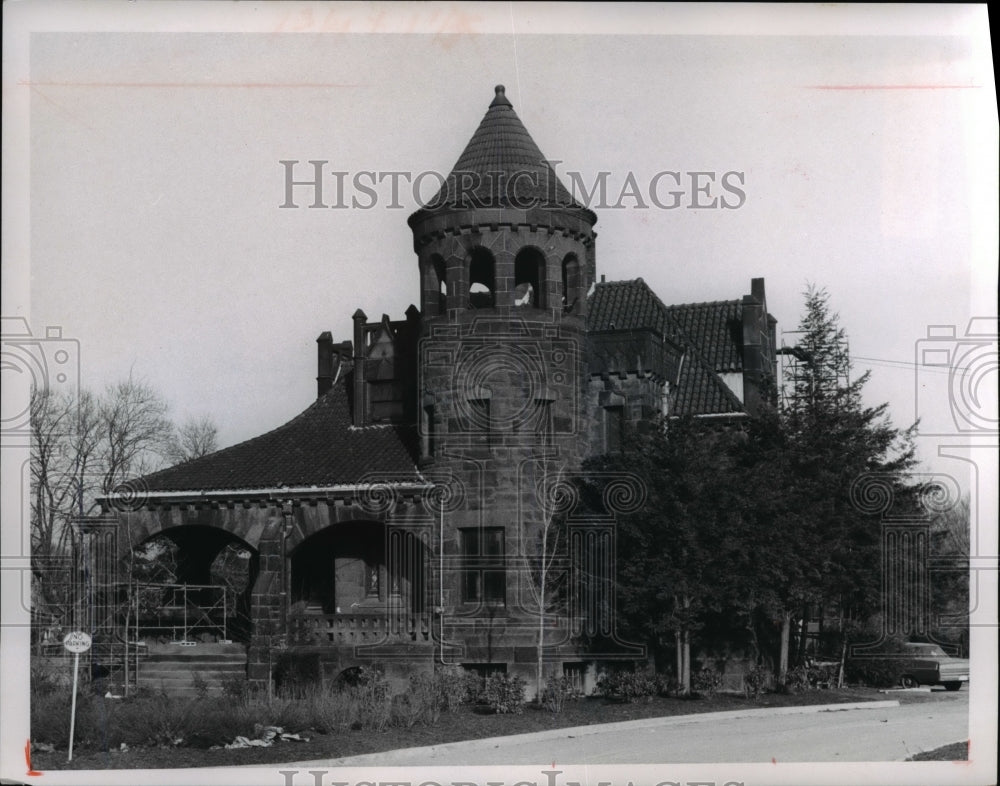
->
163, 414, 219, 465
97, 375, 173, 495
30, 387, 101, 639
524, 460, 570, 704
29, 376, 197, 650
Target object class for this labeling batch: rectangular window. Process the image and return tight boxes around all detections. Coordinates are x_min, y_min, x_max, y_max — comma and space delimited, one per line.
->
604, 405, 624, 453
460, 527, 505, 605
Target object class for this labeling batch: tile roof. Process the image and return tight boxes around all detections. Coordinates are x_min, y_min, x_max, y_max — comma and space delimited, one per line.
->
587, 278, 746, 417
665, 300, 745, 373
586, 278, 680, 341
137, 375, 421, 493
671, 345, 745, 417
415, 85, 592, 218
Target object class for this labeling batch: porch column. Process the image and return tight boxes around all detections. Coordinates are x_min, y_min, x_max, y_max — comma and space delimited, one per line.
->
247, 511, 285, 689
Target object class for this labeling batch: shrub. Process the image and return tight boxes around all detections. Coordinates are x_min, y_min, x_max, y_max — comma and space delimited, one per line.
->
191, 672, 210, 699
596, 670, 658, 703
691, 666, 723, 698
783, 662, 838, 693
742, 664, 771, 701
311, 689, 360, 733
541, 675, 575, 713
844, 659, 898, 688
31, 657, 71, 696
481, 672, 526, 714
31, 690, 93, 748
221, 675, 252, 704
352, 666, 392, 731
461, 669, 486, 705
273, 652, 323, 697
393, 673, 441, 727
435, 664, 474, 712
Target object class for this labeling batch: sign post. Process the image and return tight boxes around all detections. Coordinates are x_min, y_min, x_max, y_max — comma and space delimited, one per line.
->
62, 631, 92, 762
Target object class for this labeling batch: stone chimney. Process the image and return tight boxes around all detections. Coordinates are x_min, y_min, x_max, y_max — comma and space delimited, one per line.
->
352, 309, 367, 426
316, 331, 334, 397
741, 278, 768, 415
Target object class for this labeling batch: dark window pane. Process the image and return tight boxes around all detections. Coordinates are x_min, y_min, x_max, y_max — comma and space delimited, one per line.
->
460, 528, 505, 604
483, 570, 505, 604
483, 528, 503, 557
605, 406, 624, 453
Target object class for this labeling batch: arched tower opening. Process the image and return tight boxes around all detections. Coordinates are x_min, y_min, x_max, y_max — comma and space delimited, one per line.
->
468, 247, 496, 309
514, 246, 546, 309
562, 253, 581, 314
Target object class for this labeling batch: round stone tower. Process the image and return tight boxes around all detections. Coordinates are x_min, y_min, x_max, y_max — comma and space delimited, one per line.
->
409, 85, 599, 683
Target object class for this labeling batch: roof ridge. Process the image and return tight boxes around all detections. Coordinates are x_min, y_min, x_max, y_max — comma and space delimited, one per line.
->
665, 298, 742, 310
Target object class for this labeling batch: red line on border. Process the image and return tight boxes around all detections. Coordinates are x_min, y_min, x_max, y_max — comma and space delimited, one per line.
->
20, 81, 360, 88
26, 739, 43, 776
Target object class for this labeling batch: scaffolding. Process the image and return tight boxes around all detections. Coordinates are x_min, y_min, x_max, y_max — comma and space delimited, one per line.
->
45, 515, 235, 693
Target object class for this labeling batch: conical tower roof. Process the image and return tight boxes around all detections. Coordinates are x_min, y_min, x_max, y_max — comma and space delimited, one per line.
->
410, 85, 594, 223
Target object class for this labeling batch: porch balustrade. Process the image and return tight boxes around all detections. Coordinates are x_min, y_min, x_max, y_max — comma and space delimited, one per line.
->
288, 611, 431, 646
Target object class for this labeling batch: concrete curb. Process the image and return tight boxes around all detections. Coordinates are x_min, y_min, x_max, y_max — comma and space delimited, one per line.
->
286, 699, 901, 768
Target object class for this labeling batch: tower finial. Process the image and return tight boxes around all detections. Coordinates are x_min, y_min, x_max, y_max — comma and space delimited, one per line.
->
490, 84, 512, 108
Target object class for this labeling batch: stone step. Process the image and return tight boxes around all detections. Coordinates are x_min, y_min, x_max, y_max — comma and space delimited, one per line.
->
133, 644, 248, 697
145, 643, 246, 656
137, 685, 229, 698
141, 652, 247, 663
140, 669, 243, 680
140, 664, 245, 675
142, 687, 227, 699
139, 675, 237, 686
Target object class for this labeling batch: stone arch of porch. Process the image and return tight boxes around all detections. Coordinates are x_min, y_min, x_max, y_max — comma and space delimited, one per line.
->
288, 518, 430, 620
121, 522, 260, 643
115, 505, 276, 562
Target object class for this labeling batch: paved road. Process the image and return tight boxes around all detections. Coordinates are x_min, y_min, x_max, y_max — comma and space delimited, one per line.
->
289, 692, 968, 766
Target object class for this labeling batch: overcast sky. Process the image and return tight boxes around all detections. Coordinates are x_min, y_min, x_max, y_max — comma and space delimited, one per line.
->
2, 4, 997, 784
14, 7, 996, 493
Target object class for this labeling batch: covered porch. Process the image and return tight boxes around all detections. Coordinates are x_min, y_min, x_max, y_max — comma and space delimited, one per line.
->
286, 521, 431, 647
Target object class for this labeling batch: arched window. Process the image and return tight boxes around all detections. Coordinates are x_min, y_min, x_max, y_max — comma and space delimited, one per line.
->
514, 246, 546, 309
561, 253, 580, 314
468, 247, 496, 309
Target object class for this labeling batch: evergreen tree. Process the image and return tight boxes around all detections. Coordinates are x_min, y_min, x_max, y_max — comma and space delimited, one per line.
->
585, 416, 742, 693
743, 285, 917, 682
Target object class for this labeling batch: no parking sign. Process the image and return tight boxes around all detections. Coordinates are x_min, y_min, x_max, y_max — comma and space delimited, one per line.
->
62, 631, 91, 761
62, 631, 91, 654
